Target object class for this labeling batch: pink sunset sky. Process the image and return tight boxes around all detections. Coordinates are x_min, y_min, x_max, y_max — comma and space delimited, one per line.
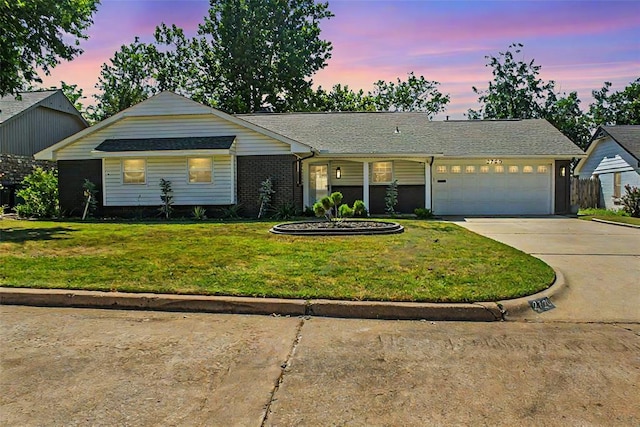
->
40, 0, 640, 119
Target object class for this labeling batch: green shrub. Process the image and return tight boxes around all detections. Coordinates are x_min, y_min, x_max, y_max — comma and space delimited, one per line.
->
192, 206, 207, 220
15, 168, 59, 218
338, 204, 354, 217
621, 185, 640, 217
258, 177, 275, 219
414, 208, 434, 219
158, 178, 174, 219
352, 200, 367, 217
220, 204, 242, 219
272, 202, 299, 220
579, 208, 628, 217
385, 180, 398, 215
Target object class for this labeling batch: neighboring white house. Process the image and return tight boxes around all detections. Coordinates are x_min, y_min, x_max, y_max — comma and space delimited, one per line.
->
36, 91, 585, 217
575, 126, 640, 209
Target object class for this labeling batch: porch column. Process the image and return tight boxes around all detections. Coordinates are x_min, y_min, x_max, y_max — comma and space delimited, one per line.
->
363, 161, 370, 213
424, 159, 432, 210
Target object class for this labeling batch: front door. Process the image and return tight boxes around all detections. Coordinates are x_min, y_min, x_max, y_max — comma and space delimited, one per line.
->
309, 164, 329, 204
554, 160, 571, 214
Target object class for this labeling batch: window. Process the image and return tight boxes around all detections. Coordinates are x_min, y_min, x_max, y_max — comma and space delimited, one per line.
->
188, 158, 212, 183
451, 165, 461, 174
372, 161, 393, 183
436, 165, 447, 174
480, 166, 489, 173
614, 172, 621, 198
537, 165, 548, 174
465, 165, 476, 173
523, 166, 533, 173
509, 165, 519, 173
123, 159, 146, 184
494, 165, 504, 173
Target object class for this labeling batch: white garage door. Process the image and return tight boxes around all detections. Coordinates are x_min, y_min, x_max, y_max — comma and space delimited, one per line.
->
432, 160, 553, 215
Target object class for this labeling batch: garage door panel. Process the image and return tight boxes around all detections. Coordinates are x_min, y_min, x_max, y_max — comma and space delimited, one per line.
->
433, 160, 552, 215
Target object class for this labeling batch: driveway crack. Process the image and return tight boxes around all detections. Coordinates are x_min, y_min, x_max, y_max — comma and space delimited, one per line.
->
260, 317, 305, 426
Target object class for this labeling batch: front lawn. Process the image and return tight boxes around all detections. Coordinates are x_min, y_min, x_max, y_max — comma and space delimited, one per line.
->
578, 209, 640, 226
0, 220, 554, 302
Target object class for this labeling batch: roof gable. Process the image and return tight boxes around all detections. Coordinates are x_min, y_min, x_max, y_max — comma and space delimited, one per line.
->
0, 90, 87, 125
600, 125, 640, 161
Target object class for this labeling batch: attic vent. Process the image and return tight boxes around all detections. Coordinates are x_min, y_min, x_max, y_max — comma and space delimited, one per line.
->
394, 126, 400, 134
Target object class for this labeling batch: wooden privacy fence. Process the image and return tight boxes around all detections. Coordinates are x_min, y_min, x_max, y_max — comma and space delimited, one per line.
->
571, 176, 601, 209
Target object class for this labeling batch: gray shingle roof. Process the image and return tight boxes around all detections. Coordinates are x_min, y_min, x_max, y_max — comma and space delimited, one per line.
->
95, 136, 235, 152
238, 113, 584, 157
600, 125, 640, 161
0, 90, 58, 123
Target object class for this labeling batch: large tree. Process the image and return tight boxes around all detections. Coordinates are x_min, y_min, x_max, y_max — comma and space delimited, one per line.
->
371, 72, 450, 117
468, 43, 556, 120
92, 0, 333, 117
589, 78, 640, 126
0, 0, 99, 97
545, 91, 592, 150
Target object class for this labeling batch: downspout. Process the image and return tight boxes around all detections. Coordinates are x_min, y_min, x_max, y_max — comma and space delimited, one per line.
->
293, 151, 316, 208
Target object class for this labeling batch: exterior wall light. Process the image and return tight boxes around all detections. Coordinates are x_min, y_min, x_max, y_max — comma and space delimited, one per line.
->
336, 167, 342, 179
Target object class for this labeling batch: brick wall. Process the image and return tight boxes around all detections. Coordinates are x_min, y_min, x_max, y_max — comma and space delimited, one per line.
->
58, 159, 103, 217
0, 154, 55, 208
237, 155, 302, 217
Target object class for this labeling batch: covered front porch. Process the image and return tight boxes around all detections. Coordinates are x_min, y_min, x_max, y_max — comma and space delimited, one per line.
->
301, 157, 434, 214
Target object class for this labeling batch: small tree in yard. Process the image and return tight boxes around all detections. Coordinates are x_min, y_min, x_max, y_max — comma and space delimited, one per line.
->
82, 179, 98, 219
313, 191, 343, 221
258, 177, 275, 219
385, 180, 398, 215
15, 168, 59, 218
621, 185, 640, 217
158, 178, 173, 219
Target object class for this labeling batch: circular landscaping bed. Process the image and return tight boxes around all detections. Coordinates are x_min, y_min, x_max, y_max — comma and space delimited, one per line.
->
270, 220, 404, 236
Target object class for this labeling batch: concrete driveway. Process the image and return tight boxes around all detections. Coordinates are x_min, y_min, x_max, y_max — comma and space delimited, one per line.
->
454, 217, 640, 323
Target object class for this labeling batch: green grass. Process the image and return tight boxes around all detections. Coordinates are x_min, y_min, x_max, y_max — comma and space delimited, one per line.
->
0, 219, 554, 302
578, 208, 640, 226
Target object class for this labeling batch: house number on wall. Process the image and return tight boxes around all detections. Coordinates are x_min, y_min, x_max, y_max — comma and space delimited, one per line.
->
486, 159, 503, 165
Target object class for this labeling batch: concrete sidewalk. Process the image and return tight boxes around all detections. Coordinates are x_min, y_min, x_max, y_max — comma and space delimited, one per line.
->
454, 217, 640, 323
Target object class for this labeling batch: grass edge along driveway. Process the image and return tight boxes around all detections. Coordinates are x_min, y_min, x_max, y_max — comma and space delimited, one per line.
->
0, 219, 554, 303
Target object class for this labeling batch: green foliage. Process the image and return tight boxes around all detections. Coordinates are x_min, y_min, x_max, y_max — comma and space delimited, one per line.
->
192, 206, 207, 220
0, 0, 99, 97
414, 208, 434, 219
220, 204, 242, 220
82, 179, 98, 219
544, 91, 592, 150
621, 185, 640, 217
372, 72, 450, 117
271, 202, 299, 220
92, 0, 333, 116
313, 192, 345, 221
468, 43, 557, 120
313, 201, 327, 218
158, 179, 174, 219
352, 200, 367, 217
385, 180, 399, 215
258, 177, 275, 219
338, 204, 354, 217
15, 168, 59, 218
589, 78, 640, 126
310, 84, 376, 112
330, 191, 343, 207
58, 81, 87, 115
579, 208, 629, 217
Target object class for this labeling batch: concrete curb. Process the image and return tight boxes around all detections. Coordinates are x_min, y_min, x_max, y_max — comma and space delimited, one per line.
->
497, 270, 568, 320
1, 273, 562, 322
0, 287, 507, 321
591, 218, 640, 229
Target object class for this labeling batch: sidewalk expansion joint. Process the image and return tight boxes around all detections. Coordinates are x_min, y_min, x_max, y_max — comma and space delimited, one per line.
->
260, 317, 304, 426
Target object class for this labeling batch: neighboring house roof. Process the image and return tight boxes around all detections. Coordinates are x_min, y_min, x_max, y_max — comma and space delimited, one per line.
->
574, 125, 640, 176
95, 136, 235, 152
239, 113, 584, 157
0, 90, 88, 126
597, 125, 640, 161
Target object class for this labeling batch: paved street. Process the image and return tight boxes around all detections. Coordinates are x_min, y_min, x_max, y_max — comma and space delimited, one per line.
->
1, 218, 639, 426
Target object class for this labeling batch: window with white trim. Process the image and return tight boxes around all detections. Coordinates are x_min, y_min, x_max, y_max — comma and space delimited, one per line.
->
537, 165, 548, 173
494, 165, 504, 173
188, 158, 212, 183
372, 161, 393, 183
509, 165, 519, 173
523, 166, 533, 173
123, 159, 146, 184
451, 165, 461, 174
436, 165, 447, 174
465, 165, 476, 173
480, 166, 489, 173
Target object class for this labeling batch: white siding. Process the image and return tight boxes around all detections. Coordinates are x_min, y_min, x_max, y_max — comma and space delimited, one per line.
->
56, 115, 292, 160
317, 159, 426, 187
600, 170, 640, 210
104, 155, 233, 206
579, 138, 639, 178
